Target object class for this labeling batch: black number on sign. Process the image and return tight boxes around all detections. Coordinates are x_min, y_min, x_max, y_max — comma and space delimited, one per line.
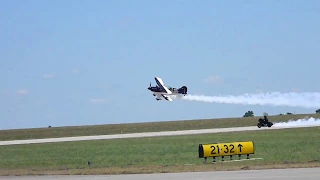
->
224, 145, 228, 153
238, 144, 243, 152
230, 144, 235, 153
210, 145, 216, 154
221, 144, 235, 153
210, 145, 220, 154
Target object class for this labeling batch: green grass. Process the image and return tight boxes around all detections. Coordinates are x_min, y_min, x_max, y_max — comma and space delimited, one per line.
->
1, 126, 320, 175
1, 113, 319, 141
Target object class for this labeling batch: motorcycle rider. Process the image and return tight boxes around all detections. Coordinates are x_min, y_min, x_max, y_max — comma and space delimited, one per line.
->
263, 112, 269, 124
257, 112, 273, 128
258, 112, 269, 124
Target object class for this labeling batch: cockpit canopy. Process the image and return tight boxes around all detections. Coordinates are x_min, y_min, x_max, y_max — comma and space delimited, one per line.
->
168, 86, 175, 91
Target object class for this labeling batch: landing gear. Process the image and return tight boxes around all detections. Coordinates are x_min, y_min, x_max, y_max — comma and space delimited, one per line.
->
156, 98, 161, 101
153, 94, 156, 96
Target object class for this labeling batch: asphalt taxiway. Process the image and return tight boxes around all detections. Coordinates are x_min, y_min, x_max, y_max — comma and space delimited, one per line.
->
2, 168, 320, 180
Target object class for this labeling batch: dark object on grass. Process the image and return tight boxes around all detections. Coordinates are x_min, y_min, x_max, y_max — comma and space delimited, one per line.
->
257, 112, 273, 128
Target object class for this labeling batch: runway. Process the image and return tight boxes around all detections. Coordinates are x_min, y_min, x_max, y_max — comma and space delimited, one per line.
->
1, 124, 319, 146
2, 168, 320, 179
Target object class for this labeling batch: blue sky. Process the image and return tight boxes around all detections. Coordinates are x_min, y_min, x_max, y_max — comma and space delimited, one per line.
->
1, 0, 320, 130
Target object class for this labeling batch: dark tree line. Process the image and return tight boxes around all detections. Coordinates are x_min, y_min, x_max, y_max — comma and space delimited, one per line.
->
243, 109, 320, 117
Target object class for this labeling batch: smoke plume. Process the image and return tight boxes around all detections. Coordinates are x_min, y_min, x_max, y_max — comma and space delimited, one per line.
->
273, 117, 320, 127
182, 92, 320, 108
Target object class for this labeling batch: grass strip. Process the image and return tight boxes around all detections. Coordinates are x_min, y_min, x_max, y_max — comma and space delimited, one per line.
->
1, 126, 320, 175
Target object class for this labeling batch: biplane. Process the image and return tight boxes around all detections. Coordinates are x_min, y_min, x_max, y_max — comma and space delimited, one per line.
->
147, 77, 187, 101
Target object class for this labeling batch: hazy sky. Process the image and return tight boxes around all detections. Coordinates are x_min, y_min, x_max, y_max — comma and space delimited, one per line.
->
1, 0, 320, 130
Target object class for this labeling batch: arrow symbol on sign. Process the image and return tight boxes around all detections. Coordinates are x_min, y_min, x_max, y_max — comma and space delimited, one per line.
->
238, 144, 243, 152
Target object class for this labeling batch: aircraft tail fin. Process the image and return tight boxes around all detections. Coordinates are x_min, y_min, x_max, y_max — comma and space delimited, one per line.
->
178, 86, 187, 94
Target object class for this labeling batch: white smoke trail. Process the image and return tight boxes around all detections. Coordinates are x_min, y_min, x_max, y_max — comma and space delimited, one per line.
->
273, 117, 320, 127
182, 92, 320, 108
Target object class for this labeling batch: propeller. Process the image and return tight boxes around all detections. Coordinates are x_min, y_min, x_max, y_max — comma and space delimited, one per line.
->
148, 82, 151, 90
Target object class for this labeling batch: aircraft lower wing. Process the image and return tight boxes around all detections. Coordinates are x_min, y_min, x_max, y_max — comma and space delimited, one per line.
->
154, 93, 173, 101
161, 94, 173, 101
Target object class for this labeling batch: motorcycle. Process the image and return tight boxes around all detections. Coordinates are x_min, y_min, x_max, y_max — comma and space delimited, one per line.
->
257, 118, 273, 128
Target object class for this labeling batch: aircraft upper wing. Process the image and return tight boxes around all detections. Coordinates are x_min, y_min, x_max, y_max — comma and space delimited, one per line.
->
155, 77, 172, 94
